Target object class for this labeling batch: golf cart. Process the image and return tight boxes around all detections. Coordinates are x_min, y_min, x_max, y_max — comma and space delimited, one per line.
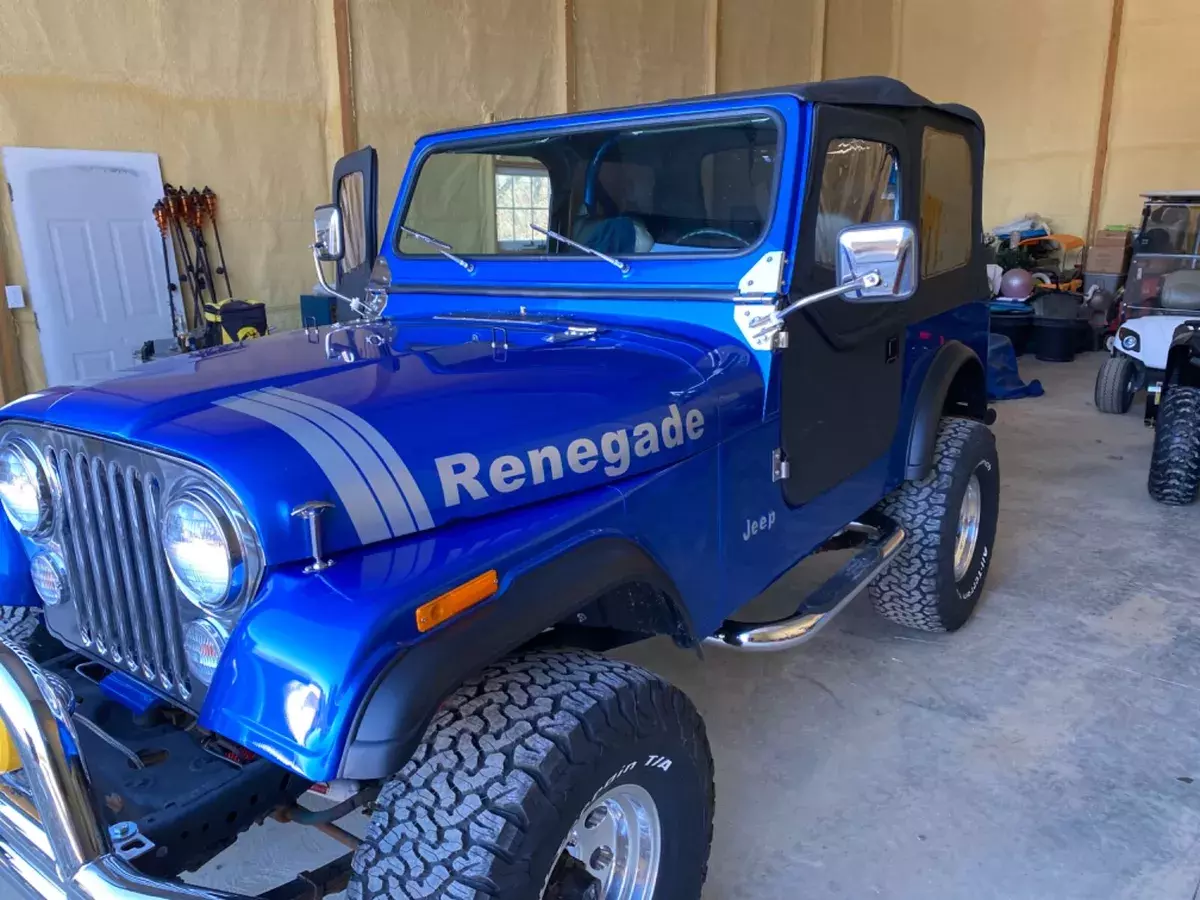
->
1095, 192, 1200, 421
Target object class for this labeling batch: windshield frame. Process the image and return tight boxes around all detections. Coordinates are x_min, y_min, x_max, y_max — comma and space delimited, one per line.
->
379, 94, 804, 295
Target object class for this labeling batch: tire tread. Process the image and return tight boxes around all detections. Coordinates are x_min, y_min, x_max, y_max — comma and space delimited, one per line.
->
1148, 385, 1200, 505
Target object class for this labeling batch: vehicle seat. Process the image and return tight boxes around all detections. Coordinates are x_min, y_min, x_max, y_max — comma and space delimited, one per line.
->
571, 215, 654, 255
1161, 270, 1200, 310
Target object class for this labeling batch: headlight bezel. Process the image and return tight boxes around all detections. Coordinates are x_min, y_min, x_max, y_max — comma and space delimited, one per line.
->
0, 434, 56, 537
161, 482, 260, 615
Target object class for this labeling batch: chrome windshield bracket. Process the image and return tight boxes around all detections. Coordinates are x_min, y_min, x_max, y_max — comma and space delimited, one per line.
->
738, 251, 785, 297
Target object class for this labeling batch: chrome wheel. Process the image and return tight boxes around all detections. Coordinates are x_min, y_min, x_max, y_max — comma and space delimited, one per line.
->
544, 783, 661, 900
953, 473, 982, 581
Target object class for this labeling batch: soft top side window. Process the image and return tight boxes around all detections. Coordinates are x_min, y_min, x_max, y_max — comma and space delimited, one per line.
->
814, 139, 900, 267
920, 127, 973, 276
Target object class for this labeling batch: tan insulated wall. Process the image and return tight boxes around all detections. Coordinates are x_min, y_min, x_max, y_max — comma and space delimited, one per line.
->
350, 0, 562, 226
717, 0, 821, 92
573, 0, 711, 110
823, 0, 894, 81
0, 0, 337, 392
894, 0, 1113, 237
1099, 0, 1200, 228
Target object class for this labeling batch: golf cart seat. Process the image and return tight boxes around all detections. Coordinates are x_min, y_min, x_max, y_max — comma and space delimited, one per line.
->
1161, 269, 1200, 310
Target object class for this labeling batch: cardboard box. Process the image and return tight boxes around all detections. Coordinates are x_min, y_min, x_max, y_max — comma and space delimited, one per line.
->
1087, 230, 1131, 273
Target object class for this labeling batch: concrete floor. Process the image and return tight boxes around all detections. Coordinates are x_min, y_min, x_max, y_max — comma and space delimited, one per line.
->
192, 354, 1200, 899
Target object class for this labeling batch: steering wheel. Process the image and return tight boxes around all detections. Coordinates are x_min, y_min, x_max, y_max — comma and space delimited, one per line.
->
675, 228, 751, 248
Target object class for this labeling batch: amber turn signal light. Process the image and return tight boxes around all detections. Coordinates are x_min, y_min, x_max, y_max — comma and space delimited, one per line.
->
415, 569, 499, 633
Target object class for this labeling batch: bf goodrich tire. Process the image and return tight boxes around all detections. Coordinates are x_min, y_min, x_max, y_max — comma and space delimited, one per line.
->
1148, 385, 1200, 505
349, 650, 715, 900
1095, 355, 1137, 414
869, 417, 1000, 632
0, 606, 42, 647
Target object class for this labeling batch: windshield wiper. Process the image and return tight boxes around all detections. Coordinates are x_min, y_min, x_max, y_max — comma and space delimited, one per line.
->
398, 224, 475, 273
530, 223, 629, 274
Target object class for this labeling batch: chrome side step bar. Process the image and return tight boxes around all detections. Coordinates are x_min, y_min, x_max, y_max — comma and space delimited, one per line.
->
704, 516, 906, 652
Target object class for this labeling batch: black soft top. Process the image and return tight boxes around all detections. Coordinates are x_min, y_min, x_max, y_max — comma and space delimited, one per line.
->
770, 76, 982, 131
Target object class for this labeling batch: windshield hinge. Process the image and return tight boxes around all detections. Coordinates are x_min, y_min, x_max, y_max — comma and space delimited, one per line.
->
738, 251, 785, 298
772, 448, 790, 482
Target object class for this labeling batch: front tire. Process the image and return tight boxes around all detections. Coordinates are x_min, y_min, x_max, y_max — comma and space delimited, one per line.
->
1148, 385, 1200, 505
869, 417, 1000, 632
1095, 354, 1137, 414
349, 650, 715, 900
0, 606, 42, 647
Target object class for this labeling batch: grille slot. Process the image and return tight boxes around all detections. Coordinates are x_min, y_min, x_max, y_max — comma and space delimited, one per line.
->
50, 447, 192, 701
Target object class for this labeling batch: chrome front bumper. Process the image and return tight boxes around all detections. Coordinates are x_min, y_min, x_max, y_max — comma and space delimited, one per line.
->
0, 639, 248, 900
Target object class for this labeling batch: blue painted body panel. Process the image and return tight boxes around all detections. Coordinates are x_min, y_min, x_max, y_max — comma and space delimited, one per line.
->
0, 92, 990, 780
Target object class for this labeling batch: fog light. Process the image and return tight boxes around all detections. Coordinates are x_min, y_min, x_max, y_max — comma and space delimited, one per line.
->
183, 619, 227, 686
30, 552, 67, 606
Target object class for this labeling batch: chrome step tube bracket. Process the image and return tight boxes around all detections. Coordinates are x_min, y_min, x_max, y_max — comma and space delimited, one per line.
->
705, 517, 906, 652
0, 638, 247, 899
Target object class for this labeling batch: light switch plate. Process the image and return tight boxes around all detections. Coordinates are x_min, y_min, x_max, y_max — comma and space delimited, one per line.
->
4, 285, 23, 309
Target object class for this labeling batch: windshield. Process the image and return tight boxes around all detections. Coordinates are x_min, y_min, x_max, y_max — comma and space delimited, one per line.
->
397, 115, 780, 262
1126, 202, 1200, 318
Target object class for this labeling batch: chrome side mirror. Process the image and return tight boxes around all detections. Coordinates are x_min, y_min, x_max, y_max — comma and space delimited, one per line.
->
313, 204, 344, 262
836, 222, 918, 302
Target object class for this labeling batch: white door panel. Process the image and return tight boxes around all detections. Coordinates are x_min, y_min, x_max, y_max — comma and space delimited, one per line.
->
3, 148, 178, 387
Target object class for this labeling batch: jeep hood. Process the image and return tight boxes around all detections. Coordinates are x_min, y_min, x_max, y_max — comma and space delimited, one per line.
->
2, 316, 758, 564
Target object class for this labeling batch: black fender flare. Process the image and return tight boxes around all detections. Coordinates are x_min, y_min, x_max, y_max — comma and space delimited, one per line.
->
338, 536, 686, 780
905, 340, 986, 480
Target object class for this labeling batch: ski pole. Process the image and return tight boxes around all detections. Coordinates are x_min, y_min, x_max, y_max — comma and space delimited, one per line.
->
152, 201, 183, 345
200, 187, 233, 297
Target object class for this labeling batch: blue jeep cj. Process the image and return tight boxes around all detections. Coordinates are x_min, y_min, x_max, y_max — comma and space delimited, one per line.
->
0, 77, 996, 900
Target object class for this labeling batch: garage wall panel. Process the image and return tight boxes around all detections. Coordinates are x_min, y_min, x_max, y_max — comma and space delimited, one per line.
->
350, 0, 561, 227
895, 0, 1112, 236
717, 0, 820, 92
1099, 0, 1200, 228
823, 0, 894, 80
573, 0, 710, 110
0, 0, 331, 390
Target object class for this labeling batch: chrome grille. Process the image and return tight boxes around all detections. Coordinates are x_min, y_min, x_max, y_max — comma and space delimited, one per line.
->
49, 447, 192, 702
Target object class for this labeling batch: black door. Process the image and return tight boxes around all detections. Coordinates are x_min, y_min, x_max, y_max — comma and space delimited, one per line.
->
330, 147, 379, 321
780, 108, 910, 506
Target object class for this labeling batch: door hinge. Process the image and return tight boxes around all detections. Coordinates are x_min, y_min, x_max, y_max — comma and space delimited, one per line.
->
772, 448, 790, 482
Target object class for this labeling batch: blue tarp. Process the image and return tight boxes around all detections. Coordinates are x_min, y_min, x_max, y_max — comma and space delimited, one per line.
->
987, 333, 1044, 400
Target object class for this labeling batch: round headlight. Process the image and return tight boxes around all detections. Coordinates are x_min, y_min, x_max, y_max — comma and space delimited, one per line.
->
0, 439, 51, 536
183, 618, 227, 686
162, 490, 241, 610
1121, 334, 1138, 350
30, 551, 67, 606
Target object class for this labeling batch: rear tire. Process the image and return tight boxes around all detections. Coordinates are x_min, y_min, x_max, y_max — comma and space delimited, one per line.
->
1148, 385, 1200, 505
349, 650, 714, 900
1095, 354, 1137, 414
869, 417, 999, 632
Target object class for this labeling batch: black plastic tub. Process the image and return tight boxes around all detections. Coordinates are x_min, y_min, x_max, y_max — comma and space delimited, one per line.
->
991, 309, 1035, 356
1034, 317, 1077, 362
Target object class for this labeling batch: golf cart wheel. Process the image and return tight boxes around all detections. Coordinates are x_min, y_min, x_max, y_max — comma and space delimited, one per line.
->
1095, 355, 1137, 414
1148, 385, 1200, 506
349, 650, 714, 900
869, 417, 999, 633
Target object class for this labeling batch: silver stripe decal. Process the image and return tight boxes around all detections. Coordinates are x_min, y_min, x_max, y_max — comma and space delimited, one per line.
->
215, 396, 391, 544
265, 387, 435, 531
244, 389, 417, 537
